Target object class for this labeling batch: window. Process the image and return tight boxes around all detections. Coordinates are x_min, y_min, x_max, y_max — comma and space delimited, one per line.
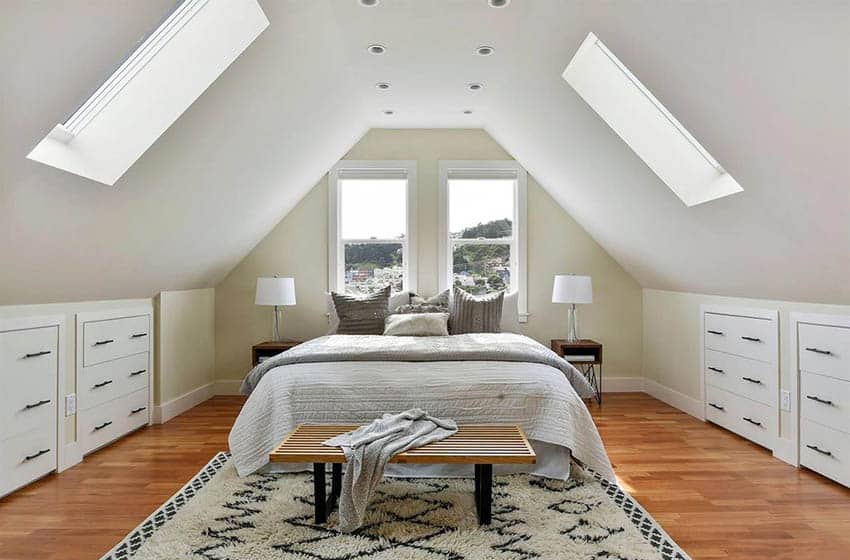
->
439, 161, 527, 320
329, 161, 417, 294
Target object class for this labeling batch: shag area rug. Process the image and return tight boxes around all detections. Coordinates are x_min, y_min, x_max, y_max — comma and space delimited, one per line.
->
102, 453, 689, 560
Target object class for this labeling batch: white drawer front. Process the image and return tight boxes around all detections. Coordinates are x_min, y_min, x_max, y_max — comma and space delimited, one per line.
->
78, 352, 149, 411
83, 315, 150, 366
0, 326, 58, 440
705, 385, 775, 450
0, 427, 56, 497
799, 323, 850, 382
704, 350, 776, 407
705, 313, 776, 363
801, 372, 850, 434
79, 388, 149, 455
800, 419, 850, 487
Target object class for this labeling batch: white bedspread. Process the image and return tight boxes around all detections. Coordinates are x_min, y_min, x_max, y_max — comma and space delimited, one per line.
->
228, 360, 614, 481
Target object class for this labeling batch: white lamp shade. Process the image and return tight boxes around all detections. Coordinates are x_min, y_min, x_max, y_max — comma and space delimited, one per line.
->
552, 275, 593, 304
255, 277, 296, 306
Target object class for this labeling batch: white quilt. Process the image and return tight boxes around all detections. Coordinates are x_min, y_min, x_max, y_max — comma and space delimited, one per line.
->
228, 359, 615, 481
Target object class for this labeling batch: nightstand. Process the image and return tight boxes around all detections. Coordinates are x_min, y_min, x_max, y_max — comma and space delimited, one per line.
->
252, 340, 303, 366
551, 339, 603, 405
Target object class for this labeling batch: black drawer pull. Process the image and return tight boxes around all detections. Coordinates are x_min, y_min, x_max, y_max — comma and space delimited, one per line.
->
741, 336, 762, 342
24, 449, 50, 461
94, 421, 112, 431
24, 399, 51, 410
707, 330, 724, 336
708, 403, 725, 411
805, 347, 832, 356
742, 417, 762, 427
129, 369, 147, 377
131, 407, 147, 414
93, 339, 114, 346
130, 333, 148, 339
806, 444, 832, 457
742, 376, 762, 385
24, 350, 52, 359
806, 395, 834, 406
93, 379, 113, 389
707, 366, 724, 373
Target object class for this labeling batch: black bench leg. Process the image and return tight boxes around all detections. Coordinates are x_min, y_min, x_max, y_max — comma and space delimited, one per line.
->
474, 464, 492, 525
313, 463, 327, 524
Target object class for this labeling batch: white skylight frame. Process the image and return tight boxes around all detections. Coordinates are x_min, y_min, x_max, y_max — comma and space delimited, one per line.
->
563, 32, 743, 207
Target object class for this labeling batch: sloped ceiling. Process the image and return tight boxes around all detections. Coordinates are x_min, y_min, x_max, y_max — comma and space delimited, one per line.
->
1, 0, 847, 305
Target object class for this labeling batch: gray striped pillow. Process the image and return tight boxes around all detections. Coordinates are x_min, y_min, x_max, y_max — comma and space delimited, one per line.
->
331, 285, 391, 335
449, 286, 504, 334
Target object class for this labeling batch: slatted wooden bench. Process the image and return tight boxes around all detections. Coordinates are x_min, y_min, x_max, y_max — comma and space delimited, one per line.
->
270, 424, 536, 525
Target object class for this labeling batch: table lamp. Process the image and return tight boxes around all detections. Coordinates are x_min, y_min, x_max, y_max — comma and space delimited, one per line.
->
552, 274, 593, 342
255, 276, 296, 342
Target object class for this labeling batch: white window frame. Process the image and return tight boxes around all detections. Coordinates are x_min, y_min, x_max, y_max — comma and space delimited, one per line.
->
438, 160, 528, 322
328, 160, 418, 294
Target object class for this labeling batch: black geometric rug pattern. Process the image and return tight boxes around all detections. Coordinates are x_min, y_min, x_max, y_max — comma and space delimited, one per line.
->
101, 452, 690, 560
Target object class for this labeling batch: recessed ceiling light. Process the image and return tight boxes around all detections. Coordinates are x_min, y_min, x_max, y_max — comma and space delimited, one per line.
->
463, 109, 473, 115
467, 82, 484, 91
488, 0, 510, 7
476, 45, 494, 56
383, 109, 395, 115
375, 82, 391, 90
359, 0, 380, 6
368, 44, 386, 55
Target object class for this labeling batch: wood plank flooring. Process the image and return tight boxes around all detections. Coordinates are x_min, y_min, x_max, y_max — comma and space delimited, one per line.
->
0, 393, 848, 559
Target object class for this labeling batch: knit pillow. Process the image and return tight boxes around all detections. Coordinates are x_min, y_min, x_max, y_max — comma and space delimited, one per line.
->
331, 285, 391, 334
449, 287, 504, 334
396, 290, 450, 314
384, 313, 450, 336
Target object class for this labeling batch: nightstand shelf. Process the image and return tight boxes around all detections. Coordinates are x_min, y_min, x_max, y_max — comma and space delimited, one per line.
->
252, 340, 302, 366
551, 339, 603, 405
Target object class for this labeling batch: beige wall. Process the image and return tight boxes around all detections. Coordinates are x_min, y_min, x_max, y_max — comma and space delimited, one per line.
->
155, 289, 216, 405
215, 129, 643, 383
642, 288, 850, 437
0, 298, 151, 444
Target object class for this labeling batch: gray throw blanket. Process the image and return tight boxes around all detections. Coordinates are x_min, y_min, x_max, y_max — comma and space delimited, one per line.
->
241, 333, 595, 398
323, 409, 458, 532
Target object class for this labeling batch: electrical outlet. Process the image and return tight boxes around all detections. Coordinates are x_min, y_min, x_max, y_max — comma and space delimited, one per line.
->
65, 393, 76, 416
781, 390, 791, 412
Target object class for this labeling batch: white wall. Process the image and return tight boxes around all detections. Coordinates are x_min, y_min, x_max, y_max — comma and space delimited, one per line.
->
642, 288, 850, 438
215, 129, 643, 386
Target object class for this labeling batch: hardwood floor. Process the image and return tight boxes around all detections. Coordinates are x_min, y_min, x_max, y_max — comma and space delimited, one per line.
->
1, 393, 848, 559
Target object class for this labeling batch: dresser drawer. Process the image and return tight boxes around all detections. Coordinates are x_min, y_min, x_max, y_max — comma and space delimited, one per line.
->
0, 427, 56, 497
79, 388, 149, 455
704, 349, 776, 407
801, 371, 850, 434
800, 419, 850, 487
705, 385, 775, 449
705, 313, 776, 363
82, 315, 150, 366
0, 326, 58, 440
799, 323, 850, 382
78, 352, 149, 411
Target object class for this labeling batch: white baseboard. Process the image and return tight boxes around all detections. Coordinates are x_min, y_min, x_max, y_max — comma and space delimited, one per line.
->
153, 382, 215, 424
773, 437, 799, 467
643, 378, 704, 420
602, 377, 645, 392
58, 442, 83, 472
213, 379, 244, 396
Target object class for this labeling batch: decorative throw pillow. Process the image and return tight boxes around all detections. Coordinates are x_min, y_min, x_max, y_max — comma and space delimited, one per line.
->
449, 286, 504, 334
500, 291, 521, 333
331, 285, 391, 335
396, 290, 450, 314
384, 312, 450, 337
327, 290, 409, 334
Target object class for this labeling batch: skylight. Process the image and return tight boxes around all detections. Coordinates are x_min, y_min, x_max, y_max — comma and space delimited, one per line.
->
27, 0, 269, 186
563, 33, 743, 207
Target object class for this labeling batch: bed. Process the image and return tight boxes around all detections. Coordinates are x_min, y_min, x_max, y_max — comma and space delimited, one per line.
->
228, 333, 614, 481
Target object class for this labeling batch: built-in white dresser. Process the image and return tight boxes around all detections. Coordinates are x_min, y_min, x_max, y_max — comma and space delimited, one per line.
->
794, 313, 850, 487
0, 316, 64, 497
701, 306, 779, 450
76, 308, 153, 456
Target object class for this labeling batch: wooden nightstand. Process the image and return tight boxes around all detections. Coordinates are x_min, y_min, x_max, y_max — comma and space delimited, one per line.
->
551, 339, 603, 405
252, 340, 303, 366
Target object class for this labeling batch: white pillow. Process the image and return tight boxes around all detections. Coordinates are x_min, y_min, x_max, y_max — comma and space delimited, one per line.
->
384, 313, 449, 337
500, 291, 521, 333
326, 291, 410, 334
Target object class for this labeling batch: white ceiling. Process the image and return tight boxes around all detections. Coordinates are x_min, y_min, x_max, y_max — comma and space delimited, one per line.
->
1, 0, 848, 305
